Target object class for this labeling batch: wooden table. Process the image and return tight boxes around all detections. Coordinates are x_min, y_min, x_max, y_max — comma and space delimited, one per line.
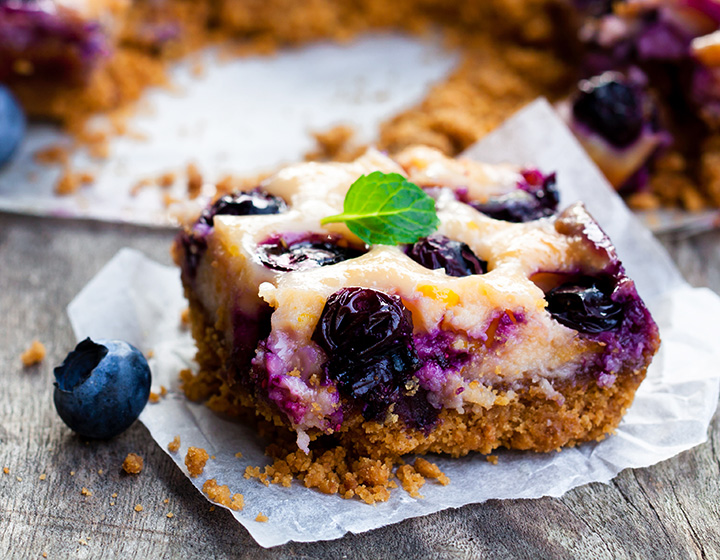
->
1, 211, 718, 559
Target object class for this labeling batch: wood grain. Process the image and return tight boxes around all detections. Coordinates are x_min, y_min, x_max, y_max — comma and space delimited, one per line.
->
1, 212, 718, 559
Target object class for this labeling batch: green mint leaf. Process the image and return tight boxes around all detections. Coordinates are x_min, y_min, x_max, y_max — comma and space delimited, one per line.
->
321, 171, 439, 245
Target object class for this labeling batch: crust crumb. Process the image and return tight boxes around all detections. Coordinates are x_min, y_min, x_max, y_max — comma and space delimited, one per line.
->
149, 392, 160, 404
486, 454, 499, 465
255, 512, 269, 522
20, 339, 46, 367
185, 446, 209, 477
414, 457, 450, 485
202, 479, 244, 511
81, 487, 92, 496
39, 473, 47, 481
134, 504, 143, 512
168, 436, 181, 453
397, 465, 425, 498
122, 453, 144, 474
166, 512, 175, 518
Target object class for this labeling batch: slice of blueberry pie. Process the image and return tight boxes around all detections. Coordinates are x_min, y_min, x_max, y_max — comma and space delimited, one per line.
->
173, 145, 660, 459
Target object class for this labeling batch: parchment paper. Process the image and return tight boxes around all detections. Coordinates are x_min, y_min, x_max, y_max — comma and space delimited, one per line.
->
67, 100, 720, 547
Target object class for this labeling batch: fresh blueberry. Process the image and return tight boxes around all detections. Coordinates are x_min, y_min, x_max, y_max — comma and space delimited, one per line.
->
258, 233, 365, 272
0, 85, 25, 167
546, 276, 624, 333
198, 189, 287, 227
53, 338, 152, 439
312, 287, 420, 420
407, 234, 487, 276
572, 74, 645, 148
469, 169, 558, 222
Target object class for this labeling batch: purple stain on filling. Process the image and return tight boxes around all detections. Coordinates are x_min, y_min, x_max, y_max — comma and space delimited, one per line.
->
414, 330, 471, 394
229, 305, 273, 379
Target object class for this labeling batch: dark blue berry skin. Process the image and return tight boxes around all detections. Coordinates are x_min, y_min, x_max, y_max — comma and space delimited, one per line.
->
470, 170, 559, 223
407, 234, 487, 276
258, 234, 365, 272
572, 76, 645, 148
546, 276, 624, 333
312, 287, 420, 421
53, 338, 151, 440
198, 189, 288, 227
0, 85, 25, 167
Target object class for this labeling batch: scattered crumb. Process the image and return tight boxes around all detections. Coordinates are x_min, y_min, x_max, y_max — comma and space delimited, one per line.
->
180, 307, 191, 326
160, 385, 168, 397
70, 471, 75, 476
209, 506, 215, 512
20, 340, 46, 367
305, 124, 365, 162
134, 504, 143, 512
55, 168, 94, 196
16, 476, 22, 482
185, 446, 209, 477
34, 144, 69, 165
3, 467, 9, 474
122, 453, 144, 474
186, 163, 203, 199
166, 512, 174, 518
414, 457, 450, 485
234, 452, 243, 459
168, 435, 181, 453
130, 178, 153, 196
210, 455, 216, 460
202, 479, 244, 511
111, 492, 117, 498
110, 502, 115, 506
78, 538, 88, 546
42, 553, 47, 558
486, 455, 499, 465
163, 498, 169, 504
97, 469, 104, 475
149, 392, 160, 404
39, 473, 47, 481
146, 350, 155, 359
255, 512, 269, 522
81, 487, 92, 496
158, 172, 176, 188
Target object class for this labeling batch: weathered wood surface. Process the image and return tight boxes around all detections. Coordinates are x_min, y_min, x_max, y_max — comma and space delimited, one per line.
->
1, 211, 718, 559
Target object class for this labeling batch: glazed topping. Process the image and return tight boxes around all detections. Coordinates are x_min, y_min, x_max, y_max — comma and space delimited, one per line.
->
469, 169, 559, 222
546, 276, 624, 333
257, 234, 365, 272
572, 74, 647, 148
312, 287, 420, 419
407, 234, 487, 277
198, 189, 287, 226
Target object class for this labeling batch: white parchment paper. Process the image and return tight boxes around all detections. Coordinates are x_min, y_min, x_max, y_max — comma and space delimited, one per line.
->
67, 100, 720, 547
0, 34, 457, 225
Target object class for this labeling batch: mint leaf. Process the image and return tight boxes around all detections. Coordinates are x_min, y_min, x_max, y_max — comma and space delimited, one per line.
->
321, 171, 439, 245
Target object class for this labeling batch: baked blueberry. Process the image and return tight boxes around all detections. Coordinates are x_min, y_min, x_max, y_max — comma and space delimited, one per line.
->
53, 338, 152, 439
546, 276, 624, 333
312, 287, 420, 420
470, 170, 559, 223
198, 189, 287, 226
407, 234, 487, 276
0, 85, 25, 167
258, 234, 365, 272
572, 74, 645, 149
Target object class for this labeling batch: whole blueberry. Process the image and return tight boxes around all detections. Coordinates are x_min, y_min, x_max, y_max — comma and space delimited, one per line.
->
198, 189, 287, 227
53, 338, 152, 439
572, 74, 645, 148
546, 276, 624, 333
407, 234, 487, 277
312, 287, 420, 420
258, 234, 365, 272
0, 85, 25, 167
469, 170, 559, 223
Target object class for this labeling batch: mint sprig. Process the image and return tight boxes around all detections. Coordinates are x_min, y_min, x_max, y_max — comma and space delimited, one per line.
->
320, 171, 439, 245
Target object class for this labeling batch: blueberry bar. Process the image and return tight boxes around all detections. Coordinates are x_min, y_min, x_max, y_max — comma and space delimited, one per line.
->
176, 145, 660, 459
